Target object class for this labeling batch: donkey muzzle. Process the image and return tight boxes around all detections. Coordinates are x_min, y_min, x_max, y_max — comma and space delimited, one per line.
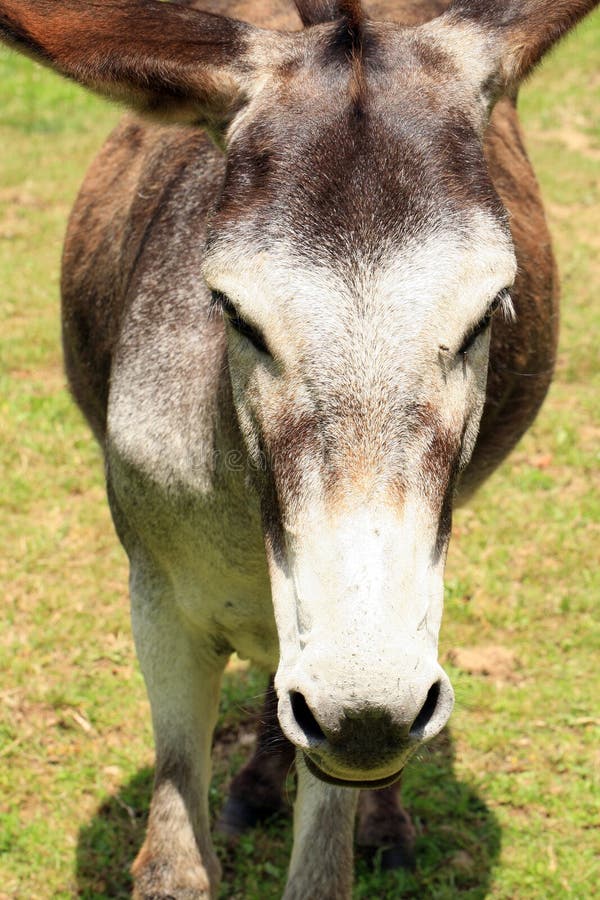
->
276, 658, 454, 785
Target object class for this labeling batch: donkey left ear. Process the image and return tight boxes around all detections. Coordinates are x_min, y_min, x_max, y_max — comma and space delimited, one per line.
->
445, 0, 599, 87
0, 0, 287, 132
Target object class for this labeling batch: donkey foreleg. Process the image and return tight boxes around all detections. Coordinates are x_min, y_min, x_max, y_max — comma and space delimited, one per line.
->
129, 565, 224, 900
218, 676, 295, 837
283, 754, 358, 900
356, 779, 416, 870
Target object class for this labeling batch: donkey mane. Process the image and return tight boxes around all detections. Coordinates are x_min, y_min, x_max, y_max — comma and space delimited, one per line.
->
294, 0, 365, 29
294, 0, 379, 116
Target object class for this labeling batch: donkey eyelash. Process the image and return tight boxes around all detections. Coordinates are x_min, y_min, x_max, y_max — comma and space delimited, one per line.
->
496, 288, 516, 323
459, 288, 515, 356
209, 288, 233, 315
210, 289, 270, 356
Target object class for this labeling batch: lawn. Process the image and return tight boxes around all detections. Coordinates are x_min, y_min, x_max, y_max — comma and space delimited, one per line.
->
1, 8, 599, 900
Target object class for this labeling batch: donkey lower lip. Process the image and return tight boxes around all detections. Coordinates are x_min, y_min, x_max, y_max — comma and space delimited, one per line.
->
303, 753, 404, 790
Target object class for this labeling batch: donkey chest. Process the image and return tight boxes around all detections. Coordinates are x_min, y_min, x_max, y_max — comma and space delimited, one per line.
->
107, 413, 278, 667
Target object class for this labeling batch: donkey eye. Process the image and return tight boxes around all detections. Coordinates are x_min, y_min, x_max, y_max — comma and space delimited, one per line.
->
458, 288, 512, 356
211, 290, 270, 356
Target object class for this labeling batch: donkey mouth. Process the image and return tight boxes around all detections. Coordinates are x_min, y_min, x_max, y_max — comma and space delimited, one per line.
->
303, 753, 404, 790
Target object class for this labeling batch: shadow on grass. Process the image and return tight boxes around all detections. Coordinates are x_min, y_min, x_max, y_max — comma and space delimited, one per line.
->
76, 728, 500, 899
355, 728, 502, 899
76, 766, 151, 899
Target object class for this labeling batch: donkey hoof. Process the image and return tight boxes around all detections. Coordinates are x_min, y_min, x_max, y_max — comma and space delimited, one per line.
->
360, 842, 416, 872
379, 843, 416, 871
134, 885, 210, 900
132, 844, 214, 900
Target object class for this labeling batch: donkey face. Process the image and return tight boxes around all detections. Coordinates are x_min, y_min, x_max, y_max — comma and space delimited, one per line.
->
202, 18, 516, 784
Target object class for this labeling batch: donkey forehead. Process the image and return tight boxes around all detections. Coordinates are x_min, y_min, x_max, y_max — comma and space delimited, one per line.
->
214, 24, 506, 261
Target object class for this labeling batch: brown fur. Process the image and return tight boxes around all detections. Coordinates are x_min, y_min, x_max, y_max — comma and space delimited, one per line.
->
0, 0, 262, 124
461, 98, 561, 496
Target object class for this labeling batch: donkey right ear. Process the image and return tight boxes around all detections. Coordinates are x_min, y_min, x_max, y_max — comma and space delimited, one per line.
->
0, 0, 286, 131
445, 0, 600, 89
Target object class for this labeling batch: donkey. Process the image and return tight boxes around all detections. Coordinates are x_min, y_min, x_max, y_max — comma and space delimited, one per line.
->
1, 0, 597, 897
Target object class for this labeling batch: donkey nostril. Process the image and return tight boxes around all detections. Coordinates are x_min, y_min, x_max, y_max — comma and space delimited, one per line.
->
409, 680, 441, 737
290, 691, 326, 743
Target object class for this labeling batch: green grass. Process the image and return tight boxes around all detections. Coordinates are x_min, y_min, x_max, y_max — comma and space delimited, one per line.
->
1, 10, 599, 900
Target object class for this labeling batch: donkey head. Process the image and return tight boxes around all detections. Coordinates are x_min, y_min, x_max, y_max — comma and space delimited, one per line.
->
2, 0, 594, 787
203, 3, 521, 786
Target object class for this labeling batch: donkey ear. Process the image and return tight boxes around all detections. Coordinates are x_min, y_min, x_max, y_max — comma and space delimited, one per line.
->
446, 0, 600, 87
0, 0, 280, 129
